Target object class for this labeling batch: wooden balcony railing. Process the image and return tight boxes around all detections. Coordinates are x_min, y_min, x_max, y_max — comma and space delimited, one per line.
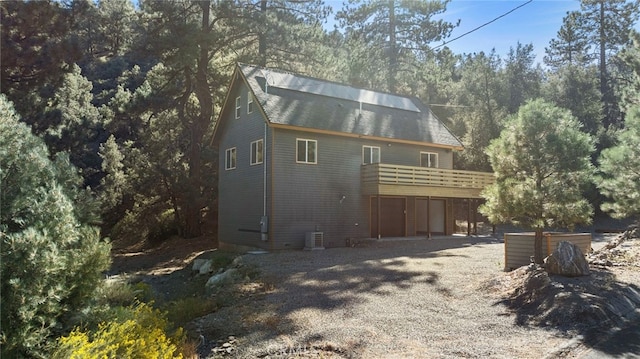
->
362, 163, 494, 197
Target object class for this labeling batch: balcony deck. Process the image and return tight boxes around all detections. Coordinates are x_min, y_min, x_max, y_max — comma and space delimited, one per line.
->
362, 163, 494, 198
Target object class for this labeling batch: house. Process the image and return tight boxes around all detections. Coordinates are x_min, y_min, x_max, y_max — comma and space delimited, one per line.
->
211, 63, 494, 250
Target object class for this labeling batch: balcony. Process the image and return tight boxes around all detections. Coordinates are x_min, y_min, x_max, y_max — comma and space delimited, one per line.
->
361, 163, 494, 198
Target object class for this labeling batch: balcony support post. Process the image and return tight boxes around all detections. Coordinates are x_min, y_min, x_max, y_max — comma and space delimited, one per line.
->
377, 195, 381, 239
473, 199, 478, 235
427, 196, 431, 239
467, 198, 471, 237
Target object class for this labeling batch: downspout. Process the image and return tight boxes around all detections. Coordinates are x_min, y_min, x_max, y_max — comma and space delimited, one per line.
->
261, 112, 269, 241
260, 72, 269, 242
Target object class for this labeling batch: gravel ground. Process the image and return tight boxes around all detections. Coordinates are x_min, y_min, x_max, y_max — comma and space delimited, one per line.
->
198, 235, 583, 358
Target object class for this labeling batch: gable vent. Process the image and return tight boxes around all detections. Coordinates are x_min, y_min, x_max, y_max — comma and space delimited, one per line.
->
304, 232, 324, 250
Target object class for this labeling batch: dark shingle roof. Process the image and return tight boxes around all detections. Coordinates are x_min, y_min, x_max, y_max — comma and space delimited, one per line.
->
239, 64, 462, 148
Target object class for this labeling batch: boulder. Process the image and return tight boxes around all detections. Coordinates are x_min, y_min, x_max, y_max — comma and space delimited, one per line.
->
198, 259, 214, 275
192, 259, 215, 275
231, 256, 243, 268
205, 268, 239, 289
544, 241, 590, 277
192, 259, 209, 272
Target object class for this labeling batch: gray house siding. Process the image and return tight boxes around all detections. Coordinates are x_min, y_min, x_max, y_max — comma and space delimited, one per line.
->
270, 128, 367, 248
218, 80, 271, 249
268, 127, 456, 249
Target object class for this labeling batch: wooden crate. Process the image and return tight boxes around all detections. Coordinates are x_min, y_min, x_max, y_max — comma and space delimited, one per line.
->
504, 232, 592, 271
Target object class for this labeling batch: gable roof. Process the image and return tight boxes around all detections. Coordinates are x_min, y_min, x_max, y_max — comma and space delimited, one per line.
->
216, 63, 463, 149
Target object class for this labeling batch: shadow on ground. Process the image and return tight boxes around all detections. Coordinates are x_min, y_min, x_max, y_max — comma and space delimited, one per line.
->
493, 266, 640, 357
228, 236, 500, 355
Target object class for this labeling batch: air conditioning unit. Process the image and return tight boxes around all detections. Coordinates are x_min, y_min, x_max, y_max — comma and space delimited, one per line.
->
304, 232, 324, 250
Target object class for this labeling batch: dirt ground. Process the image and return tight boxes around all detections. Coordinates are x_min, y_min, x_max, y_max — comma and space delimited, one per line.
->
108, 231, 640, 358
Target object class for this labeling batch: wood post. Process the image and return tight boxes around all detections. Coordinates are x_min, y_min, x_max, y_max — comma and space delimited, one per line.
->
467, 198, 471, 236
427, 196, 431, 238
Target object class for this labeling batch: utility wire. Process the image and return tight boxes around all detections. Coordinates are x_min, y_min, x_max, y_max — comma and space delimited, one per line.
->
433, 0, 534, 50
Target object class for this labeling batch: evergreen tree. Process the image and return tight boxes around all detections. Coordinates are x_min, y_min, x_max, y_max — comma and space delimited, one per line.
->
247, 0, 331, 69
502, 42, 543, 114
597, 106, 640, 219
0, 0, 80, 125
544, 11, 592, 69
43, 64, 103, 177
577, 0, 640, 129
0, 95, 111, 358
336, 0, 458, 93
598, 31, 640, 220
542, 64, 603, 138
451, 51, 506, 171
480, 99, 594, 263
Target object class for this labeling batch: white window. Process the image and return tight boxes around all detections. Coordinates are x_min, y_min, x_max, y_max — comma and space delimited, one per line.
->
247, 93, 254, 114
235, 96, 241, 119
420, 151, 438, 168
296, 139, 317, 164
250, 139, 263, 165
225, 147, 236, 170
362, 145, 380, 164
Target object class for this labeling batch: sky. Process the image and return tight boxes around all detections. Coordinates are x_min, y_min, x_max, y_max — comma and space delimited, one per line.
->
433, 0, 581, 63
324, 0, 585, 64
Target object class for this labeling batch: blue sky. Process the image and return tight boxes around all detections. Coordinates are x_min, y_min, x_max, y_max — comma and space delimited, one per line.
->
434, 0, 581, 63
325, 0, 584, 64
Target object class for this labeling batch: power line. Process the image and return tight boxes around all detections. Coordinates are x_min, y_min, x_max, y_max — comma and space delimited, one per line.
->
433, 0, 534, 51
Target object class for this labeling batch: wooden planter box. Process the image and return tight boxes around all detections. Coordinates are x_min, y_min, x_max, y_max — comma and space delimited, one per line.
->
503, 232, 592, 271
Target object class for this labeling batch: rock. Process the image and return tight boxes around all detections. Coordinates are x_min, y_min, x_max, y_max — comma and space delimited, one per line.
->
231, 256, 243, 268
544, 241, 590, 277
192, 259, 208, 272
205, 268, 239, 288
199, 259, 214, 275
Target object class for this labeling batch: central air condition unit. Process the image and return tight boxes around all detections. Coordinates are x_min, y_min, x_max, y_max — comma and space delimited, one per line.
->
304, 232, 324, 250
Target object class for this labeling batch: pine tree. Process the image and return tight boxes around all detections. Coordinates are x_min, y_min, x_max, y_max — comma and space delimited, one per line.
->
336, 0, 458, 93
480, 99, 594, 263
452, 51, 506, 172
577, 0, 640, 129
544, 11, 592, 69
502, 42, 543, 114
0, 95, 111, 358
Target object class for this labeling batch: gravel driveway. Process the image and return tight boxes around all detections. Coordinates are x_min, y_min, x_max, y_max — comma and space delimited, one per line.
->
211, 235, 572, 358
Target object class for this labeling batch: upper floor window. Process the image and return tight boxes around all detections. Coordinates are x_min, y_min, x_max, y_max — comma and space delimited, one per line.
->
420, 151, 438, 168
250, 139, 263, 165
235, 96, 241, 119
225, 147, 236, 170
247, 93, 254, 114
296, 138, 317, 164
363, 146, 380, 164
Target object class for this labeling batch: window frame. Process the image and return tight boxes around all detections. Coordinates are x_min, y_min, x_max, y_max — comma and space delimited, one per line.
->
225, 147, 237, 170
362, 145, 381, 165
420, 151, 438, 168
235, 96, 241, 119
296, 138, 317, 164
250, 139, 263, 165
247, 93, 254, 114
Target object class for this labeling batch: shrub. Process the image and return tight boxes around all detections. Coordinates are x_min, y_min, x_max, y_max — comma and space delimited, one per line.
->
53, 302, 185, 359
0, 95, 111, 358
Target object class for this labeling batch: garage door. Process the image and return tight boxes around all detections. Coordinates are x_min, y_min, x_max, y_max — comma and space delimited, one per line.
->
371, 197, 406, 238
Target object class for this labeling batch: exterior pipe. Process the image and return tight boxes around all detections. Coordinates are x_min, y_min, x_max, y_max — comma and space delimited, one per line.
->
261, 121, 268, 242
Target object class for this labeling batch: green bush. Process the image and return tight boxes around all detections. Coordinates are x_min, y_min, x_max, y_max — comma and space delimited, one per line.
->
53, 302, 185, 359
163, 297, 218, 327
0, 95, 111, 358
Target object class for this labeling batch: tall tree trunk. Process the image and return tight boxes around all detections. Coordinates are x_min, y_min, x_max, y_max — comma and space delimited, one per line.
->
258, 0, 267, 67
598, 0, 613, 128
534, 228, 544, 264
387, 0, 397, 93
184, 0, 213, 238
